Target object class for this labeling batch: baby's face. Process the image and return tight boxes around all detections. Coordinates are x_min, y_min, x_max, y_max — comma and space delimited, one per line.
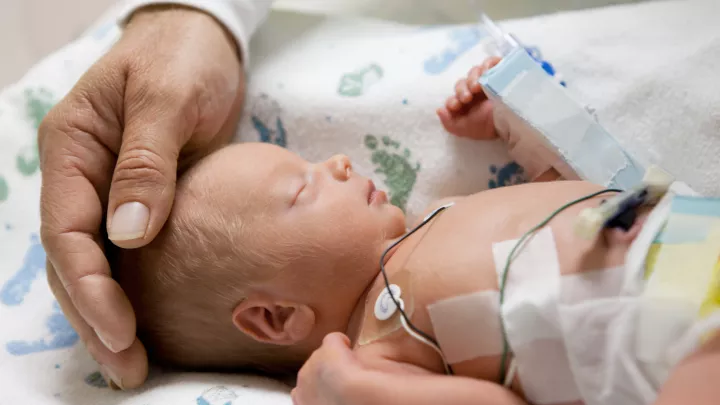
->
193, 143, 406, 334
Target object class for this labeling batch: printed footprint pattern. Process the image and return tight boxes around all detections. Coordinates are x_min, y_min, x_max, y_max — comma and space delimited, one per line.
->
17, 87, 55, 177
251, 93, 287, 147
197, 386, 238, 405
1, 234, 79, 356
364, 135, 420, 212
424, 27, 485, 75
84, 371, 109, 388
488, 162, 526, 189
0, 176, 7, 203
5, 302, 79, 356
338, 63, 384, 97
0, 234, 45, 306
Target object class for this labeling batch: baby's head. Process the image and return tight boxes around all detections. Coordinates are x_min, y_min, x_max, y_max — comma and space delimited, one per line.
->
109, 143, 406, 374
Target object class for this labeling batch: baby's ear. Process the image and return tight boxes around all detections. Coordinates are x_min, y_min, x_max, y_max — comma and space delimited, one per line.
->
232, 295, 315, 345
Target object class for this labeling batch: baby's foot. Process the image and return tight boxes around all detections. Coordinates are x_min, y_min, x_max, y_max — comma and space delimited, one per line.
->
437, 56, 501, 140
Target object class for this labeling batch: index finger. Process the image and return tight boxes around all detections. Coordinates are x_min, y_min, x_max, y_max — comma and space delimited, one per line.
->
39, 99, 135, 354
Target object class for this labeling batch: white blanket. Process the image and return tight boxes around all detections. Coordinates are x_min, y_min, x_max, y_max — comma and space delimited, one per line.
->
1, 0, 719, 403
498, 0, 720, 195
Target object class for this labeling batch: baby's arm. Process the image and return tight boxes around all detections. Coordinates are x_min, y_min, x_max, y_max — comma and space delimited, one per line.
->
653, 331, 720, 405
438, 56, 562, 182
347, 367, 528, 405
293, 333, 527, 405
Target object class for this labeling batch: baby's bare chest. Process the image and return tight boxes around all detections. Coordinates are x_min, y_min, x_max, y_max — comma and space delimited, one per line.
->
356, 207, 509, 381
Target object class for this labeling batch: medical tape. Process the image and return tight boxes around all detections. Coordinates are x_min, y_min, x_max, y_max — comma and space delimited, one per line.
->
560, 266, 626, 305
427, 290, 503, 363
492, 227, 582, 404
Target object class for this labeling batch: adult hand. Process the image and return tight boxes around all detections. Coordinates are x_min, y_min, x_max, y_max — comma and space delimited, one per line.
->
39, 5, 245, 389
292, 333, 366, 405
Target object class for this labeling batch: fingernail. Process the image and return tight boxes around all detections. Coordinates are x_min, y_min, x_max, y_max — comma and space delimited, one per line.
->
100, 366, 124, 390
109, 202, 149, 241
96, 330, 118, 353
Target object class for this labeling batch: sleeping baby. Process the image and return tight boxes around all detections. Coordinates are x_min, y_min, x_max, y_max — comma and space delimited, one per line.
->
108, 60, 720, 405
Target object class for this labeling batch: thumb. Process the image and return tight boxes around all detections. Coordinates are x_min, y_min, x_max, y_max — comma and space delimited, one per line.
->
107, 109, 188, 249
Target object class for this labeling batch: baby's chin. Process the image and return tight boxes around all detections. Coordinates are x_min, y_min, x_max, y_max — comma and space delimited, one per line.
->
385, 204, 408, 237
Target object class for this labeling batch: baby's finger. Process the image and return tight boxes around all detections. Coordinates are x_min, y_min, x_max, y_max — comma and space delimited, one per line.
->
467, 65, 485, 94
445, 95, 462, 113
437, 107, 460, 136
483, 56, 502, 71
454, 79, 472, 104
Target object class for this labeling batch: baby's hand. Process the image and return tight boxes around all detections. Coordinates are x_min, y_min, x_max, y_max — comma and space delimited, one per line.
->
437, 56, 502, 140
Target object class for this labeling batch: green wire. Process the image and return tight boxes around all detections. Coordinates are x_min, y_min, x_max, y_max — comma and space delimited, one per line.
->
497, 188, 622, 382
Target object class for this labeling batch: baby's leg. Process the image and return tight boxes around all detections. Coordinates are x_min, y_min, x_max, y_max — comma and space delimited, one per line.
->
653, 331, 720, 405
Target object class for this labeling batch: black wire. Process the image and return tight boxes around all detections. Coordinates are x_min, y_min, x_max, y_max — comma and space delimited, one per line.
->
379, 204, 454, 375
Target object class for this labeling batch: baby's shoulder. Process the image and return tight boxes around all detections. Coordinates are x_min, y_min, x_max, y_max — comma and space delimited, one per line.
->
416, 196, 465, 226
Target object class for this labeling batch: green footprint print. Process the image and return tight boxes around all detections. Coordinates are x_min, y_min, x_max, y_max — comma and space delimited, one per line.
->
338, 63, 383, 97
17, 87, 55, 177
364, 134, 420, 212
84, 371, 109, 388
0, 175, 8, 203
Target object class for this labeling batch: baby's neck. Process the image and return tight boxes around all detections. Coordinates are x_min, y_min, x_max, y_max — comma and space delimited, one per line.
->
344, 237, 404, 345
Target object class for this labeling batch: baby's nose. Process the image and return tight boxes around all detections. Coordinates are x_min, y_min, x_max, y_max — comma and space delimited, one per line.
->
325, 154, 352, 181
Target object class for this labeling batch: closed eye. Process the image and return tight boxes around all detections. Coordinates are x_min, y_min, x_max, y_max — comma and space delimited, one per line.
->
291, 183, 306, 206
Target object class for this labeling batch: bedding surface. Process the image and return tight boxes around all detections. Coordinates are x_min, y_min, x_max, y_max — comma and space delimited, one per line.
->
1, 0, 717, 403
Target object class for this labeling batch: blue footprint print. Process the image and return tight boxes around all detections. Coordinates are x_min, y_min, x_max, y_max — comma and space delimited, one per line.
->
424, 26, 485, 75
1, 234, 46, 306
252, 116, 287, 148
488, 162, 525, 189
197, 386, 238, 405
1, 233, 79, 355
250, 93, 287, 147
5, 302, 79, 355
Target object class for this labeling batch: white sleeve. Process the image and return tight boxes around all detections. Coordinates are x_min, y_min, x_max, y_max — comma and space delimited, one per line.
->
116, 0, 274, 66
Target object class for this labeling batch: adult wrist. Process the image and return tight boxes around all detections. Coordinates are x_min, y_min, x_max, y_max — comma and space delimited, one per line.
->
125, 4, 242, 64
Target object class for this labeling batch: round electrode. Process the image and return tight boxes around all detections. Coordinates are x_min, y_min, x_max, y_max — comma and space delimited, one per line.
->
374, 284, 403, 321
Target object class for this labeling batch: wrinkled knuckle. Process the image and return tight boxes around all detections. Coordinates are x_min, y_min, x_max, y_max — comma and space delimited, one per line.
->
37, 104, 66, 147
113, 145, 170, 189
131, 80, 198, 129
150, 82, 191, 106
